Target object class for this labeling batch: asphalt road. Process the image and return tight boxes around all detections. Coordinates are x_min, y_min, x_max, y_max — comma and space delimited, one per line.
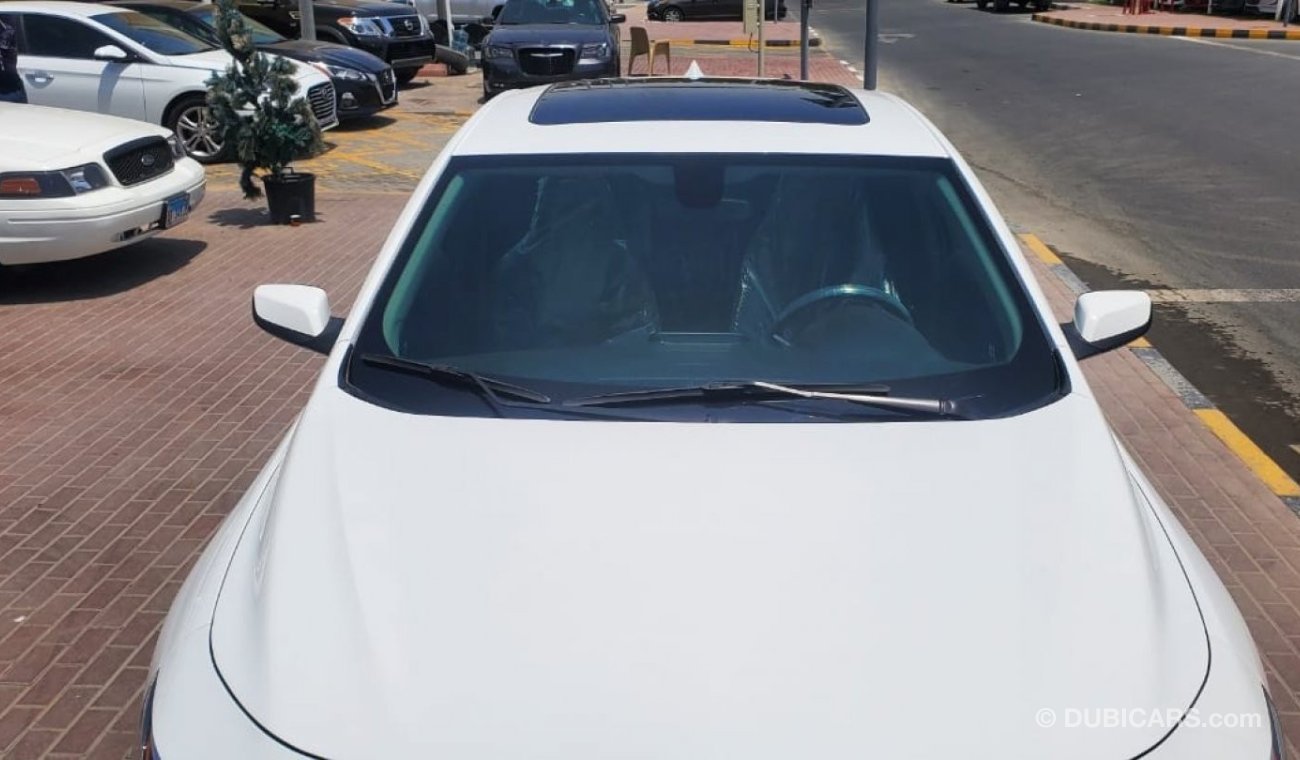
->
807, 0, 1300, 481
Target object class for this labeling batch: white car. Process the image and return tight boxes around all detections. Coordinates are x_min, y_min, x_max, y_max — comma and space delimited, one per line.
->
0, 102, 205, 265
146, 79, 1284, 759
0, 1, 338, 163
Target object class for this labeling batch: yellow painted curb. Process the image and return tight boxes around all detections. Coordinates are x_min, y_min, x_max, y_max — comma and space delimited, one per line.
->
1019, 233, 1064, 266
1195, 409, 1300, 497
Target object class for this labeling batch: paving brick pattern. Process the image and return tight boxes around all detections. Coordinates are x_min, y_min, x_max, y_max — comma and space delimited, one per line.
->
0, 140, 1298, 757
0, 191, 396, 758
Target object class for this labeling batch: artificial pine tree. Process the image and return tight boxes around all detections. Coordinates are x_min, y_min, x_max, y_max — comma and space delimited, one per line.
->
207, 0, 323, 200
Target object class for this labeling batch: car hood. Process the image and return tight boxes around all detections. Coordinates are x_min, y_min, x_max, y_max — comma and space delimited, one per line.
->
211, 389, 1209, 759
0, 103, 169, 170
487, 24, 613, 45
319, 0, 422, 16
262, 39, 390, 73
157, 49, 327, 85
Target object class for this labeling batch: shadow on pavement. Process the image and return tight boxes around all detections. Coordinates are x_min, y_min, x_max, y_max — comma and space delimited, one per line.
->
0, 238, 205, 304
334, 115, 399, 132
207, 207, 327, 229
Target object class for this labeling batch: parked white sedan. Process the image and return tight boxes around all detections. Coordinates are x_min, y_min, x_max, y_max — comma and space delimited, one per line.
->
147, 79, 1283, 759
0, 1, 338, 162
0, 102, 205, 265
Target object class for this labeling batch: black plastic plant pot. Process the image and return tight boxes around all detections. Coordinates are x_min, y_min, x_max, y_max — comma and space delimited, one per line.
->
262, 171, 316, 225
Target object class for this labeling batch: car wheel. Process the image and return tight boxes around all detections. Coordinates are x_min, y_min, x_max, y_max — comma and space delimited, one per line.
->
396, 68, 420, 86
168, 96, 226, 164
662, 6, 685, 21
993, 0, 1009, 10
976, 0, 988, 8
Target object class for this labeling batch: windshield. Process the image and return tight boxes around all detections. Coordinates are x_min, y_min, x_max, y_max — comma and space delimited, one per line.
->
188, 6, 286, 45
347, 154, 1063, 422
92, 10, 215, 55
496, 0, 607, 25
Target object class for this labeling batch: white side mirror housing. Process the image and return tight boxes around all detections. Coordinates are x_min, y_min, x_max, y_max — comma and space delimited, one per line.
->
253, 284, 337, 352
1070, 290, 1152, 359
93, 45, 131, 62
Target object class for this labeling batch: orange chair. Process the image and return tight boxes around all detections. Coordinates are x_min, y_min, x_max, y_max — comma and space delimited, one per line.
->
628, 26, 671, 76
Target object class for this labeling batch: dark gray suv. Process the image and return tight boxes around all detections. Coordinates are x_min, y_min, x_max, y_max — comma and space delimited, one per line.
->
480, 0, 623, 99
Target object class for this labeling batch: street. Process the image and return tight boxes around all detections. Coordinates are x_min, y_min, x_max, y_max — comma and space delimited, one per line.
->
811, 0, 1300, 480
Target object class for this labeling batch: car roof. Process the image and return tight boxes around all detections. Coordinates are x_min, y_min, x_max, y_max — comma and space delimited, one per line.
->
453, 79, 951, 159
0, 0, 139, 15
106, 0, 204, 9
0, 1, 135, 16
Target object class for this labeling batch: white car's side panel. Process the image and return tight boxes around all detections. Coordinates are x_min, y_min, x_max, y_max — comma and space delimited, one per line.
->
19, 55, 147, 120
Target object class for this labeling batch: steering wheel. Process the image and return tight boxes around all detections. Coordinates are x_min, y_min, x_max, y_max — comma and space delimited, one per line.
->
769, 283, 912, 340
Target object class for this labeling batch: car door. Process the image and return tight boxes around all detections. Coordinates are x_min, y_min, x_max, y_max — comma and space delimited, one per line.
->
15, 12, 146, 120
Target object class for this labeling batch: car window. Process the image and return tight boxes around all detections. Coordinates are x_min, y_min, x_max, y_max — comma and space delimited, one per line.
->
126, 6, 222, 47
20, 14, 116, 59
497, 0, 607, 25
348, 154, 1063, 422
188, 6, 286, 45
91, 11, 216, 55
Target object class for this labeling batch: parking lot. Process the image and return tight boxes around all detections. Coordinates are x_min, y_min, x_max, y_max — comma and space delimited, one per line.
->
3, 42, 1300, 758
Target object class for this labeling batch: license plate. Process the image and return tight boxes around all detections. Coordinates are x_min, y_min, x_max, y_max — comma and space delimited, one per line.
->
162, 193, 191, 229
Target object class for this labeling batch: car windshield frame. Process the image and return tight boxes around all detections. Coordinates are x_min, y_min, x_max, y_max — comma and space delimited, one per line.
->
91, 9, 216, 55
496, 0, 609, 25
344, 152, 1067, 423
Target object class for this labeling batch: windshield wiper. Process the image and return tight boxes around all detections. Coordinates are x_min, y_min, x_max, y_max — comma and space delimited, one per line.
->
564, 380, 962, 417
359, 353, 551, 413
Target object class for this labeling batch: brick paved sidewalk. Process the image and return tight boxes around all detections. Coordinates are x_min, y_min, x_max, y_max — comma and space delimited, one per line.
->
0, 187, 1297, 757
1035, 3, 1300, 37
624, 44, 859, 82
616, 1, 817, 44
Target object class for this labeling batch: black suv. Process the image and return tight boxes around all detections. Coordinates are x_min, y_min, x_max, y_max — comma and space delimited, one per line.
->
238, 0, 434, 84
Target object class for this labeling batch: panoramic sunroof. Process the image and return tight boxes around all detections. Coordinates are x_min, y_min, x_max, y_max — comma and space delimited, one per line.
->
529, 79, 870, 126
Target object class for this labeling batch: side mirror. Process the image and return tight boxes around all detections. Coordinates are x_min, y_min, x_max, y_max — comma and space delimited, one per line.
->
1065, 290, 1151, 360
252, 284, 342, 354
93, 45, 132, 62
609, 12, 626, 22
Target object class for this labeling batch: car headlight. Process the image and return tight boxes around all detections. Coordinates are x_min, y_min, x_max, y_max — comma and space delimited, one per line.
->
580, 42, 610, 59
165, 134, 186, 159
339, 16, 385, 36
485, 44, 513, 59
310, 61, 371, 81
139, 677, 160, 760
0, 164, 109, 198
1266, 688, 1286, 760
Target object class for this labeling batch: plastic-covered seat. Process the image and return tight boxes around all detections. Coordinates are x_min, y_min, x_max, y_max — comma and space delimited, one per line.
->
492, 175, 658, 350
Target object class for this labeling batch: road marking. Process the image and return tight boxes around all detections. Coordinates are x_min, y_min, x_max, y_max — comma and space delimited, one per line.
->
1290, 443, 1300, 459
1147, 288, 1300, 303
322, 149, 424, 181
1195, 409, 1300, 497
1171, 35, 1300, 62
1019, 233, 1063, 265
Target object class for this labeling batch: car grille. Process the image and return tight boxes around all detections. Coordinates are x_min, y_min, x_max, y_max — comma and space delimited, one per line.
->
387, 15, 423, 37
104, 137, 174, 187
307, 82, 339, 128
378, 68, 397, 102
386, 40, 431, 63
518, 47, 576, 76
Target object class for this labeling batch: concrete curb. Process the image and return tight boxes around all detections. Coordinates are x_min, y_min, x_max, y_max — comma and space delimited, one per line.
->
653, 37, 822, 47
1019, 234, 1300, 516
1032, 13, 1300, 38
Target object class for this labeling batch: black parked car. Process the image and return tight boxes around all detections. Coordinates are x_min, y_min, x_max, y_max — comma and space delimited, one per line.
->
237, 0, 434, 84
646, 0, 785, 22
481, 0, 623, 99
110, 0, 398, 119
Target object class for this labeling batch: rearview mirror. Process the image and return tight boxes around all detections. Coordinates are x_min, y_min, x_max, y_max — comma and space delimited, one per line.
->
252, 284, 342, 353
1065, 290, 1151, 360
93, 45, 131, 62
609, 12, 626, 22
